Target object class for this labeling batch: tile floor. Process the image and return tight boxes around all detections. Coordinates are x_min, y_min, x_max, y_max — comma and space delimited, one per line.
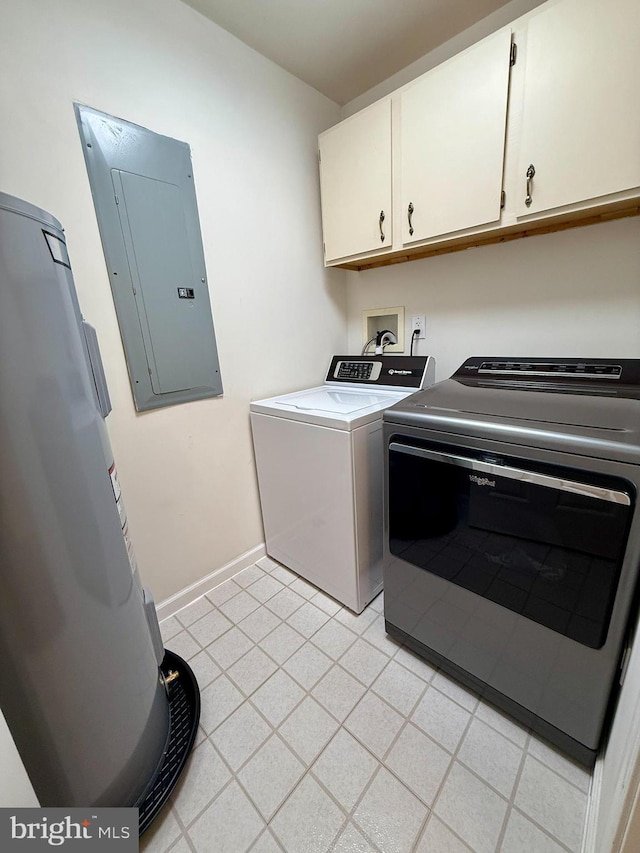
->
143, 557, 591, 853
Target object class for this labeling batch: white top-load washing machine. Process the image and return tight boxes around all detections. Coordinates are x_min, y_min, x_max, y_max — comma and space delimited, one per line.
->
250, 355, 435, 612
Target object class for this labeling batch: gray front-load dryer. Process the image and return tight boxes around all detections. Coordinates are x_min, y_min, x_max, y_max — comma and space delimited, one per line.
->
383, 357, 640, 765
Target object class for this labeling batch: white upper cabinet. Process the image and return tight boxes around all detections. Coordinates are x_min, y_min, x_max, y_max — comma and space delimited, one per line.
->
400, 28, 512, 244
516, 0, 640, 218
317, 0, 640, 269
319, 99, 392, 262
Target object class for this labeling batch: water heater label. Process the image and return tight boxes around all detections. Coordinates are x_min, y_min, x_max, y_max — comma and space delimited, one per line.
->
109, 463, 139, 576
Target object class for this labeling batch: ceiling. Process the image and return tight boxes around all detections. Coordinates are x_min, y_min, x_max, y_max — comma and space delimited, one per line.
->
181, 0, 515, 105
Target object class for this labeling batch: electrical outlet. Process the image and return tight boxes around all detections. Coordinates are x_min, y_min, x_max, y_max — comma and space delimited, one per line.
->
411, 314, 426, 340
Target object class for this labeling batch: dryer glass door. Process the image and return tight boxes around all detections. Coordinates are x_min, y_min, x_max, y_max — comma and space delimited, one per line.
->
388, 442, 633, 649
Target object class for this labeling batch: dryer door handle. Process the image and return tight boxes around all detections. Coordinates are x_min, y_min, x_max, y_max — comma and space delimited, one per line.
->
388, 443, 631, 505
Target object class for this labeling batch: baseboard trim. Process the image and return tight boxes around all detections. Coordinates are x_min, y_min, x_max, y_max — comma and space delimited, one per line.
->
582, 752, 604, 853
156, 543, 266, 621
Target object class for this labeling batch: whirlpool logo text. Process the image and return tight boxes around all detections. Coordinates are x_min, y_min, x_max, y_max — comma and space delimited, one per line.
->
469, 474, 496, 488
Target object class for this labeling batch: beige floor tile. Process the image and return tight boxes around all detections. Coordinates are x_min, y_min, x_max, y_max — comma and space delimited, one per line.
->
206, 626, 253, 670
333, 823, 378, 853
189, 610, 234, 648
345, 692, 404, 760
282, 642, 333, 690
353, 766, 428, 853
176, 596, 213, 628
434, 763, 508, 853
527, 735, 591, 793
334, 606, 378, 635
250, 829, 285, 852
251, 669, 305, 726
159, 616, 181, 643
265, 587, 306, 620
205, 579, 242, 606
458, 718, 524, 798
165, 630, 201, 661
514, 756, 588, 851
188, 780, 264, 852
411, 686, 471, 753
237, 734, 305, 819
475, 700, 528, 748
312, 665, 366, 721
386, 723, 450, 806
210, 702, 272, 772
339, 638, 389, 686
227, 646, 278, 696
361, 615, 402, 656
246, 574, 285, 604
286, 601, 330, 638
199, 674, 244, 734
432, 671, 480, 712
172, 740, 231, 826
415, 816, 472, 852
259, 623, 305, 665
234, 565, 266, 588
238, 605, 281, 643
278, 696, 339, 764
311, 619, 358, 659
270, 775, 345, 853
188, 650, 221, 690
501, 809, 568, 853
218, 590, 261, 623
371, 659, 427, 715
312, 728, 379, 811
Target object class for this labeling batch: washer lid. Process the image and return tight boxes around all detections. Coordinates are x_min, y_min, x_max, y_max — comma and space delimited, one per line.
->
280, 388, 399, 414
250, 384, 411, 429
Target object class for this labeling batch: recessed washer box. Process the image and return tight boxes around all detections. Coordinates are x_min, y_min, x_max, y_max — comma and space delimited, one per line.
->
362, 306, 404, 352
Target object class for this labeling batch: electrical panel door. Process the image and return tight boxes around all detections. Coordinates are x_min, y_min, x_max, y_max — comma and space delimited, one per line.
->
76, 104, 222, 411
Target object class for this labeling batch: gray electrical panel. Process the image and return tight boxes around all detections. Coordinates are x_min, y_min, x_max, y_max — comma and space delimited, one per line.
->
75, 104, 223, 411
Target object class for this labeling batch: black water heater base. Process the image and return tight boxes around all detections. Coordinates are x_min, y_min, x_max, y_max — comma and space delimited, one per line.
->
138, 651, 200, 835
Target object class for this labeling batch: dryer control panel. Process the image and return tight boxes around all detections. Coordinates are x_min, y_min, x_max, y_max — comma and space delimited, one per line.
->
454, 357, 640, 398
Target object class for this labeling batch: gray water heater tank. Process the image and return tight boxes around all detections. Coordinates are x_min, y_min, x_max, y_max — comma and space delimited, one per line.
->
0, 192, 172, 808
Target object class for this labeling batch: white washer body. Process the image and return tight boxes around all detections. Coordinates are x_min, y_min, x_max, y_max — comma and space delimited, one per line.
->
250, 357, 434, 613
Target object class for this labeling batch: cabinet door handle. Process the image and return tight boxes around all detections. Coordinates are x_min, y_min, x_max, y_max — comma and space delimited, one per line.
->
408, 202, 414, 236
379, 210, 385, 242
525, 164, 535, 207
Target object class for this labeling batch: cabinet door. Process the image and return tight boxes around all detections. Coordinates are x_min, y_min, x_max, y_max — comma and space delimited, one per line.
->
401, 29, 512, 244
516, 0, 640, 218
319, 100, 392, 262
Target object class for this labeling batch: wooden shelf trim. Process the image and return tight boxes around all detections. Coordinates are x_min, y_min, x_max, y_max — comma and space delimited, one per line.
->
334, 204, 640, 272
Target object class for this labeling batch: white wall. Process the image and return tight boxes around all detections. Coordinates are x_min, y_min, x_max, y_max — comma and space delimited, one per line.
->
0, 0, 346, 604
346, 217, 640, 370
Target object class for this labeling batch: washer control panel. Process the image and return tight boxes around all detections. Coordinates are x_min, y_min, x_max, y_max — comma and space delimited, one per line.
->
334, 361, 382, 381
326, 355, 431, 390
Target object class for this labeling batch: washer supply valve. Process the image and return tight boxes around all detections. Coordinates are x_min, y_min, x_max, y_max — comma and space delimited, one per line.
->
375, 329, 397, 354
